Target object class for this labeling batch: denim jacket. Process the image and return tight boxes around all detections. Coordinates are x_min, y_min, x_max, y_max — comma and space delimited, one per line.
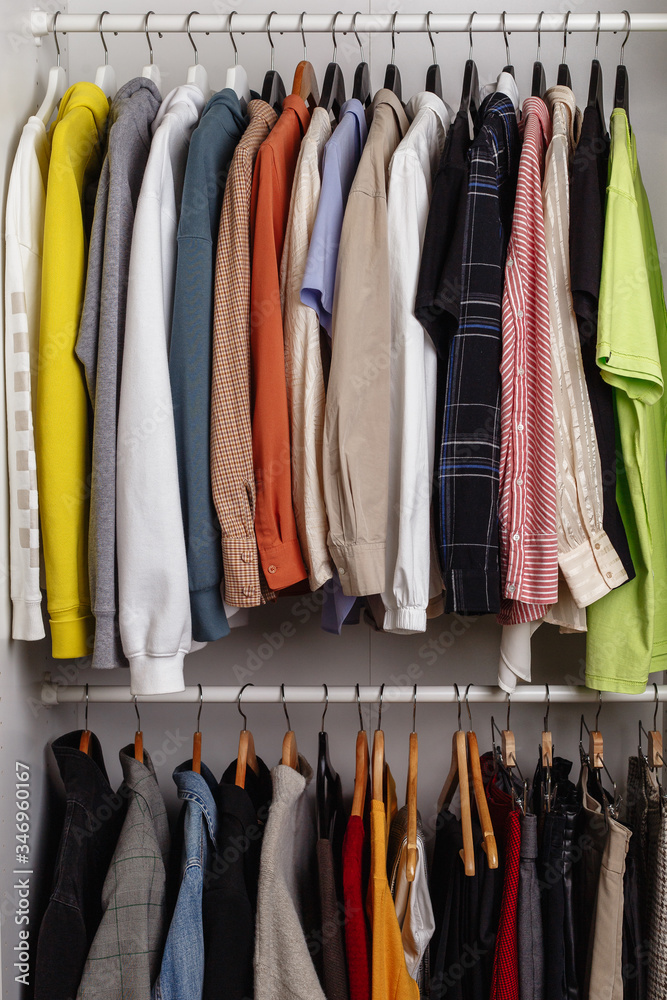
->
154, 761, 218, 1000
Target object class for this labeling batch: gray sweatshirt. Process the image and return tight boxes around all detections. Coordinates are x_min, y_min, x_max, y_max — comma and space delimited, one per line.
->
76, 77, 161, 669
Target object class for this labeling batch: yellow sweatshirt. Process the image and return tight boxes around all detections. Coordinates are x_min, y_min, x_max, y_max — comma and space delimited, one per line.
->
36, 83, 109, 658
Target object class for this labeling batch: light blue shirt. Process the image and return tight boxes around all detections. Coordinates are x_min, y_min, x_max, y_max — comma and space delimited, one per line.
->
300, 99, 368, 337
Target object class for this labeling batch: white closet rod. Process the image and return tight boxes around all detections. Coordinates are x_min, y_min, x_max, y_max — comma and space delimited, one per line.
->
41, 678, 667, 706
30, 10, 665, 39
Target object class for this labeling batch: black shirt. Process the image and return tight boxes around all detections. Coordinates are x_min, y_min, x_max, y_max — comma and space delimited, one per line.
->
570, 104, 635, 582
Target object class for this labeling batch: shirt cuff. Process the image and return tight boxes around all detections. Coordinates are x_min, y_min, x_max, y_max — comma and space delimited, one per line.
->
258, 537, 307, 592
327, 540, 386, 597
12, 598, 45, 641
559, 530, 628, 608
383, 605, 428, 634
129, 652, 186, 695
221, 536, 264, 607
49, 607, 94, 659
444, 564, 501, 616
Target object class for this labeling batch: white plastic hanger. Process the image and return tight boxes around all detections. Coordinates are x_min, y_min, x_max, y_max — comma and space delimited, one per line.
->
225, 10, 250, 113
186, 11, 210, 97
36, 10, 67, 125
94, 11, 117, 99
141, 11, 161, 90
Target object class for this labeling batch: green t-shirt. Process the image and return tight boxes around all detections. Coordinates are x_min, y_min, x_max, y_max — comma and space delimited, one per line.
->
586, 109, 667, 693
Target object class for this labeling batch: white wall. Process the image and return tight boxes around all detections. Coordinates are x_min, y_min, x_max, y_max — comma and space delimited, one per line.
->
1, 1, 666, 996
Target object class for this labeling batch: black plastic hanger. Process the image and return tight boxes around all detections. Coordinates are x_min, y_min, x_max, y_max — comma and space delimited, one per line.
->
459, 10, 480, 121
351, 10, 371, 107
501, 11, 515, 78
557, 11, 572, 88
317, 685, 340, 841
319, 11, 346, 120
383, 11, 402, 99
614, 10, 631, 124
292, 10, 319, 111
261, 11, 286, 113
425, 11, 442, 99
531, 11, 547, 98
587, 11, 605, 126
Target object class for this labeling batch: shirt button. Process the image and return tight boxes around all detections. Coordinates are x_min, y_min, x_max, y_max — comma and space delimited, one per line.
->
518, 366, 525, 375
507, 259, 514, 268
338, 567, 346, 576
518, 309, 524, 318
606, 571, 613, 579
516, 477, 523, 486
517, 423, 524, 431
243, 586, 253, 597
508, 584, 516, 594
594, 543, 600, 550
267, 564, 277, 575
241, 552, 251, 563
513, 533, 520, 541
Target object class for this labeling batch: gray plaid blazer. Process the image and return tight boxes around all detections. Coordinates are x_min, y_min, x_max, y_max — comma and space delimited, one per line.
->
77, 746, 170, 999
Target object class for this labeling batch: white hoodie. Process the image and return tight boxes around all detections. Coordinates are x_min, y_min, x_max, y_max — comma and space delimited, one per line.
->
4, 116, 49, 640
117, 86, 205, 695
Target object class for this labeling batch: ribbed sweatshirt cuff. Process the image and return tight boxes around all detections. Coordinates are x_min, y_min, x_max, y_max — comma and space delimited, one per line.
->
129, 652, 186, 695
12, 599, 45, 641
49, 608, 94, 659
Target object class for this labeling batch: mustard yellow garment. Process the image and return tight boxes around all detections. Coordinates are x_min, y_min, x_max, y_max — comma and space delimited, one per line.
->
36, 83, 109, 657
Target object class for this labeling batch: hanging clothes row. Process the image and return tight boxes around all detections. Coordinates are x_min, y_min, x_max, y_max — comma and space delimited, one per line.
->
33, 685, 667, 1000
5, 17, 667, 697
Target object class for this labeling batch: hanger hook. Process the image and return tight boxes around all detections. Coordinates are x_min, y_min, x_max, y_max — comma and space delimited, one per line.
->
281, 683, 291, 730
506, 691, 512, 732
426, 11, 437, 65
619, 9, 631, 64
562, 10, 571, 64
98, 11, 110, 65
237, 682, 253, 730
187, 11, 200, 64
464, 684, 473, 731
144, 11, 156, 65
595, 690, 602, 730
228, 10, 239, 65
134, 694, 141, 730
412, 684, 418, 734
321, 683, 329, 731
502, 11, 511, 65
356, 683, 364, 731
331, 11, 342, 63
390, 11, 398, 65
594, 10, 601, 59
298, 11, 307, 61
196, 683, 203, 731
266, 10, 277, 73
454, 683, 462, 731
377, 683, 385, 732
536, 11, 544, 60
352, 11, 365, 63
53, 9, 62, 66
84, 682, 89, 730
654, 682, 660, 732
468, 10, 476, 60
544, 684, 550, 732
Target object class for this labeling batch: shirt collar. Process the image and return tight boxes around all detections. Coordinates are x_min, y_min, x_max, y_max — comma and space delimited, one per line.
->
339, 97, 369, 145
371, 87, 410, 138
521, 94, 552, 146
280, 92, 312, 133
247, 97, 279, 130
173, 760, 219, 845
405, 90, 451, 130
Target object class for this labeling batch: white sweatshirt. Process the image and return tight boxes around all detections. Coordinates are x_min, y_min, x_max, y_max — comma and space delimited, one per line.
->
4, 117, 49, 640
117, 86, 206, 695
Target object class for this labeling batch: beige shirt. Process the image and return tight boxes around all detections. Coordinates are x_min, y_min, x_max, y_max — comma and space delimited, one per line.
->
323, 89, 409, 597
542, 86, 627, 630
280, 107, 333, 591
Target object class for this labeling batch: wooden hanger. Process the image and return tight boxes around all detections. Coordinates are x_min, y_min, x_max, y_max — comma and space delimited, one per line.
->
281, 684, 298, 769
235, 682, 259, 788
556, 11, 572, 88
318, 12, 346, 120
463, 686, 498, 869
437, 685, 475, 876
36, 11, 67, 125
292, 11, 320, 111
501, 11, 515, 77
371, 684, 386, 803
531, 12, 547, 97
351, 684, 369, 818
424, 12, 443, 99
133, 696, 143, 762
579, 700, 619, 817
192, 683, 203, 774
94, 11, 117, 100
613, 10, 631, 124
405, 686, 419, 883
141, 12, 161, 90
317, 685, 341, 840
79, 683, 91, 754
261, 11, 286, 113
351, 11, 371, 107
647, 684, 664, 771
497, 692, 529, 813
383, 12, 402, 100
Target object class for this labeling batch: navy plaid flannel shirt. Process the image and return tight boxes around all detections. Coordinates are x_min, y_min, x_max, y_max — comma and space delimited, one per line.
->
440, 92, 520, 615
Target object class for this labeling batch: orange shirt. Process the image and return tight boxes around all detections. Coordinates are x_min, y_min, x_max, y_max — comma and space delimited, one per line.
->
250, 94, 310, 590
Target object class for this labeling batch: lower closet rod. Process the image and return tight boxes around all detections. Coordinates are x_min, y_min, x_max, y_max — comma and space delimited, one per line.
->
41, 678, 667, 706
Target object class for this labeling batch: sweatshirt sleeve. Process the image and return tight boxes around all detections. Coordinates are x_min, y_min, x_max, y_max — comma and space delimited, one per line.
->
117, 189, 189, 695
